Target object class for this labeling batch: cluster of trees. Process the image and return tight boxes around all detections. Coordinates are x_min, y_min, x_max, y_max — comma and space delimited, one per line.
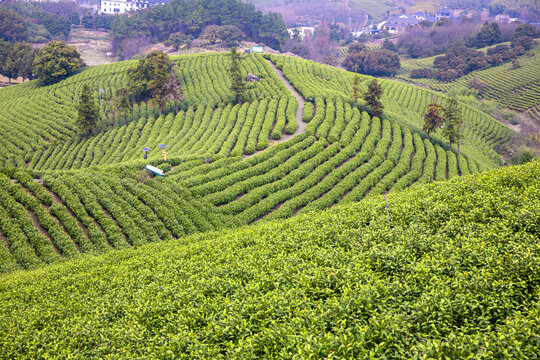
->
201, 25, 244, 47
423, 98, 464, 154
0, 2, 79, 43
443, 0, 539, 20
398, 20, 482, 58
121, 51, 184, 116
77, 51, 185, 137
397, 18, 536, 59
284, 23, 341, 65
110, 0, 289, 57
164, 33, 193, 50
414, 24, 537, 82
0, 41, 34, 83
344, 42, 401, 77
1, 37, 85, 85
0, 8, 28, 43
81, 13, 114, 31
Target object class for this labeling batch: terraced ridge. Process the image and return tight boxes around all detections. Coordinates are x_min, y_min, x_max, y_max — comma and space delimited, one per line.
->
0, 53, 289, 168
171, 100, 480, 225
0, 170, 235, 272
0, 101, 479, 271
0, 51, 515, 272
268, 53, 512, 168
21, 98, 298, 170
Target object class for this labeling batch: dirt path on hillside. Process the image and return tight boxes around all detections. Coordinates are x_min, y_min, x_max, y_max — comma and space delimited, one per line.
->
243, 60, 307, 159
266, 59, 307, 136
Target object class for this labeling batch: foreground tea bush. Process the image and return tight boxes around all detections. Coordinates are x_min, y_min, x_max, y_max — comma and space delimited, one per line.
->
0, 161, 538, 359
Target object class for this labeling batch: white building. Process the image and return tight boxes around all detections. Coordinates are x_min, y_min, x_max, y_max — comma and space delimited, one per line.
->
287, 27, 315, 40
100, 0, 170, 15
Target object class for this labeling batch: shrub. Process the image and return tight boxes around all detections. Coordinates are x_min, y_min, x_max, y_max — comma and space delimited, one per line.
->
511, 149, 536, 165
410, 68, 433, 79
468, 77, 485, 92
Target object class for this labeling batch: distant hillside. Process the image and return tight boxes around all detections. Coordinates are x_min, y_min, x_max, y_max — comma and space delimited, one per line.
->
398, 40, 540, 116
252, 0, 538, 25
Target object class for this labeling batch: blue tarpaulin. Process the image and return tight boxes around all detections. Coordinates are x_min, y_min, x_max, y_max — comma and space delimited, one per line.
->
145, 165, 164, 176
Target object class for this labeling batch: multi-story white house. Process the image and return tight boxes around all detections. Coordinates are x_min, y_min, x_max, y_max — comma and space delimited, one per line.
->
100, 0, 170, 15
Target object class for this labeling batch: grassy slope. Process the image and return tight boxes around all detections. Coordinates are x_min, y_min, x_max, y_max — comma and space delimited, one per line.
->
0, 160, 538, 358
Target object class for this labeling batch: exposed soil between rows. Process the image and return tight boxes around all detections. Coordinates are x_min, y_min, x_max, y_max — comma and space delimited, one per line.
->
0, 228, 11, 254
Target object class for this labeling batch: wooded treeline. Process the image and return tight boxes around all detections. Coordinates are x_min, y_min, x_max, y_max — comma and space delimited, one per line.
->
110, 0, 289, 53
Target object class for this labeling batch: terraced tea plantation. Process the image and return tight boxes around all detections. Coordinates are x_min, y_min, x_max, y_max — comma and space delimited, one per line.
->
398, 40, 540, 115
1, 45, 538, 358
1, 159, 538, 358
0, 51, 515, 272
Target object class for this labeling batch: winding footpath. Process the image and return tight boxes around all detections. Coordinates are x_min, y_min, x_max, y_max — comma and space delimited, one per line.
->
243, 59, 307, 159
266, 59, 307, 137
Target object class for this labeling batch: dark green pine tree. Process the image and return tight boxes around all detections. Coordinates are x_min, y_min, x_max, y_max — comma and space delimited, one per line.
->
363, 79, 384, 118
229, 47, 247, 104
147, 52, 172, 116
77, 84, 99, 137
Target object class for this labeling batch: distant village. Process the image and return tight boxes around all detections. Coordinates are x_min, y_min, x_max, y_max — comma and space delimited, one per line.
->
1, 0, 537, 43
287, 7, 534, 41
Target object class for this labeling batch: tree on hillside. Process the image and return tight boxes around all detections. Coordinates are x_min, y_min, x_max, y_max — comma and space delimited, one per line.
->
382, 39, 397, 53
3, 42, 34, 83
164, 32, 189, 51
0, 40, 12, 81
0, 8, 27, 42
514, 24, 538, 39
77, 84, 99, 137
126, 50, 169, 103
352, 66, 362, 107
511, 36, 534, 51
33, 41, 83, 85
363, 79, 384, 118
348, 42, 366, 54
442, 98, 464, 155
473, 22, 502, 48
202, 25, 244, 47
423, 102, 444, 141
165, 65, 185, 113
229, 47, 248, 104
147, 51, 172, 116
18, 43, 35, 81
112, 88, 132, 126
